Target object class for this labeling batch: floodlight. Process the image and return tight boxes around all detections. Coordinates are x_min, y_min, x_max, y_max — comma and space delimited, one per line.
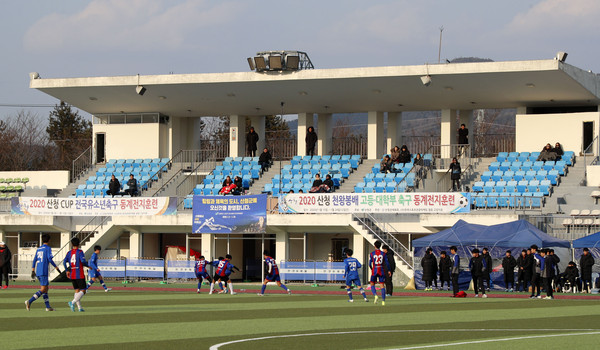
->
286, 55, 299, 70
29, 72, 40, 80
420, 75, 432, 87
556, 51, 568, 62
269, 55, 282, 70
136, 85, 146, 95
247, 57, 255, 71
254, 56, 267, 71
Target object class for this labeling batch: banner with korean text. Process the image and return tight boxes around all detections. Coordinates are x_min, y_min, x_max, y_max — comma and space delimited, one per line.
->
279, 192, 471, 214
192, 195, 267, 234
11, 197, 177, 216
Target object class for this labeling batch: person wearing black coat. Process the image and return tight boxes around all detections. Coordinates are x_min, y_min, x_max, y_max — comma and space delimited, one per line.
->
561, 261, 579, 292
516, 250, 529, 292
438, 251, 452, 291
457, 124, 469, 145
397, 145, 411, 164
246, 126, 260, 157
449, 157, 461, 192
0, 241, 11, 288
305, 126, 317, 156
421, 248, 437, 291
258, 148, 272, 171
579, 248, 595, 292
549, 249, 561, 287
482, 248, 493, 291
469, 248, 487, 297
502, 250, 517, 292
106, 175, 121, 197
382, 245, 396, 296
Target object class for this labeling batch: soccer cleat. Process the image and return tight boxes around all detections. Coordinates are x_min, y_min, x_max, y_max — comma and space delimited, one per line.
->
348, 299, 354, 303
25, 300, 30, 311
364, 298, 369, 302
374, 295, 379, 304
105, 288, 112, 292
482, 294, 488, 298
257, 293, 264, 296
218, 289, 227, 294
474, 294, 479, 298
529, 295, 536, 299
536, 295, 542, 299
68, 301, 75, 312
544, 296, 554, 300
505, 289, 509, 292
288, 290, 292, 295
78, 308, 85, 312
382, 301, 386, 306
46, 307, 54, 311
231, 292, 237, 295
509, 288, 514, 292
197, 289, 200, 294
2, 286, 7, 289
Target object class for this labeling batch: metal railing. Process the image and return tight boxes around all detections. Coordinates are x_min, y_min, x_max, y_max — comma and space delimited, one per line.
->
473, 133, 515, 157
199, 139, 229, 160
149, 149, 217, 197
583, 135, 599, 186
52, 215, 112, 266
402, 136, 438, 156
526, 215, 600, 242
265, 138, 297, 160
332, 136, 367, 157
71, 146, 93, 182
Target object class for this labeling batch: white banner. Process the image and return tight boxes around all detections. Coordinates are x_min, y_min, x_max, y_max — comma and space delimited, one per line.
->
11, 197, 177, 216
278, 192, 471, 214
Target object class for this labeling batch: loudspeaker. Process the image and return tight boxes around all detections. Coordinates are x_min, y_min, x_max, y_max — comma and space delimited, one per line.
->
136, 85, 146, 96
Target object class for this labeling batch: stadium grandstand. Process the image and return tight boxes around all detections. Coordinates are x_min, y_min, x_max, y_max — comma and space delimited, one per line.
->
2, 55, 600, 287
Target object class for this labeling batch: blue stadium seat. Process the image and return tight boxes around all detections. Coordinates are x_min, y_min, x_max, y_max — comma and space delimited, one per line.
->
543, 161, 555, 171
481, 171, 492, 182
475, 197, 487, 209
492, 171, 503, 182
499, 162, 511, 172
497, 152, 508, 162
472, 181, 484, 192
489, 162, 500, 172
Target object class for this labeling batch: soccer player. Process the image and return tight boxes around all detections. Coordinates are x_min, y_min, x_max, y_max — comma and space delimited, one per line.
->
63, 237, 89, 312
194, 255, 212, 293
26, 234, 61, 311
86, 245, 111, 292
369, 240, 390, 306
258, 251, 291, 296
343, 248, 368, 302
209, 255, 239, 295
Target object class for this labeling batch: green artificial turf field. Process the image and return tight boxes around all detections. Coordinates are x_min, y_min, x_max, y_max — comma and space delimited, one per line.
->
2, 285, 600, 350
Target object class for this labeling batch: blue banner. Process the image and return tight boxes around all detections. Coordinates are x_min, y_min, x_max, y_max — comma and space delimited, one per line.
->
96, 259, 126, 278
167, 260, 196, 279
192, 195, 267, 234
125, 259, 164, 278
280, 261, 346, 282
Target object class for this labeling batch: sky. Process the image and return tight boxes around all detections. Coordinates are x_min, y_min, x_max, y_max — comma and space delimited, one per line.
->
1, 0, 600, 122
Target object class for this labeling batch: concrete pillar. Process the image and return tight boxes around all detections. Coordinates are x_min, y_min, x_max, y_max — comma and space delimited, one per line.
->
459, 110, 474, 155
130, 230, 143, 258
248, 115, 266, 155
352, 232, 367, 282
440, 109, 456, 158
367, 111, 384, 159
0, 229, 5, 245
60, 232, 71, 249
387, 112, 403, 152
229, 115, 246, 158
317, 113, 332, 155
297, 113, 311, 156
275, 231, 289, 263
201, 233, 214, 260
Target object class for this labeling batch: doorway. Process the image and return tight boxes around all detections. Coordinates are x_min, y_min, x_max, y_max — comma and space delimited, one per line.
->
331, 238, 349, 261
96, 133, 106, 163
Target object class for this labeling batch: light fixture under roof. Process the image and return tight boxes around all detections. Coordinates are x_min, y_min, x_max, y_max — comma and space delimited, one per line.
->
227, 93, 236, 97
158, 96, 167, 100
372, 89, 382, 94
444, 86, 453, 91
299, 91, 308, 96
89, 97, 98, 101
525, 83, 535, 88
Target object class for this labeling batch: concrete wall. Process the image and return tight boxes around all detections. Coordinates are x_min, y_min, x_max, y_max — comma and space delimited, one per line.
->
93, 123, 162, 160
0, 171, 69, 189
587, 165, 600, 187
516, 112, 600, 154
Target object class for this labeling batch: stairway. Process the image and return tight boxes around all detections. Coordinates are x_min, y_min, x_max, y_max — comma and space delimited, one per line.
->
340, 159, 379, 193
542, 156, 596, 214
247, 161, 290, 194
57, 165, 100, 197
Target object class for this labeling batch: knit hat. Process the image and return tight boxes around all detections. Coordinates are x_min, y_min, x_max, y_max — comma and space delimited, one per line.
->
0, 241, 5, 246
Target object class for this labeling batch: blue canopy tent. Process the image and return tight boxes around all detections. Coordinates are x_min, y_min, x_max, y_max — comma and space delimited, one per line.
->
412, 219, 569, 290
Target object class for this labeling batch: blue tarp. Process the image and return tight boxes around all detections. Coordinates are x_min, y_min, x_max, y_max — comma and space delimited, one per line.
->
573, 231, 600, 248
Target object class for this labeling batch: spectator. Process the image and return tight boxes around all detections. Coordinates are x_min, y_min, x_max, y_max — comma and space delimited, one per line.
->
246, 126, 259, 157
323, 174, 334, 192
306, 126, 317, 156
541, 249, 555, 299
553, 142, 564, 160
438, 251, 451, 291
390, 146, 401, 163
413, 153, 424, 177
516, 249, 529, 292
380, 155, 393, 173
449, 157, 461, 191
232, 176, 243, 195
309, 174, 330, 193
560, 261, 579, 292
457, 123, 469, 145
530, 245, 542, 299
106, 175, 121, 197
450, 246, 460, 296
398, 145, 411, 164
469, 248, 487, 298
125, 174, 138, 197
549, 249, 561, 288
0, 241, 11, 289
382, 245, 396, 296
220, 176, 236, 195
502, 250, 517, 292
258, 147, 272, 172
482, 247, 492, 291
579, 247, 595, 293
537, 143, 557, 161
421, 248, 437, 291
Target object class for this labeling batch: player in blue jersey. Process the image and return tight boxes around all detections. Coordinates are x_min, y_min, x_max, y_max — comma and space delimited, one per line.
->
86, 245, 111, 292
344, 249, 368, 302
258, 251, 291, 296
26, 234, 61, 311
209, 255, 239, 295
369, 240, 390, 306
194, 255, 213, 293
63, 238, 89, 312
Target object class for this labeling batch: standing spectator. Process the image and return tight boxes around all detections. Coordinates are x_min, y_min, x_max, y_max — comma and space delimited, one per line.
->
125, 174, 138, 196
541, 249, 555, 299
482, 247, 492, 291
457, 123, 469, 145
398, 145, 411, 164
413, 153, 424, 177
549, 249, 561, 288
525, 248, 534, 292
553, 142, 564, 160
516, 249, 529, 292
0, 241, 11, 289
421, 248, 437, 291
258, 147, 272, 172
246, 126, 259, 157
502, 250, 517, 292
449, 158, 461, 192
450, 246, 460, 296
106, 174, 121, 197
579, 247, 595, 293
530, 245, 543, 299
438, 251, 451, 291
390, 146, 401, 163
380, 155, 393, 173
305, 126, 317, 156
382, 245, 396, 296
469, 248, 487, 298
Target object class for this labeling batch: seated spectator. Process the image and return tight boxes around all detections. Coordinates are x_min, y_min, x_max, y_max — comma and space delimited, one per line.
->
553, 142, 564, 160
398, 145, 411, 164
537, 143, 557, 161
219, 176, 236, 195
232, 176, 243, 195
413, 153, 424, 177
560, 261, 580, 292
124, 174, 138, 197
258, 147, 272, 172
390, 146, 401, 163
309, 174, 330, 193
323, 174, 334, 192
298, 189, 304, 193
380, 155, 393, 173
106, 175, 121, 197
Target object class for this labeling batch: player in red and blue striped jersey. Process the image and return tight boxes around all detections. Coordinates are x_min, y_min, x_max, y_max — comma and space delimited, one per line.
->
258, 251, 291, 296
344, 249, 368, 302
209, 255, 239, 295
369, 241, 391, 305
63, 238, 89, 312
194, 255, 213, 293
86, 245, 111, 292
26, 234, 61, 311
